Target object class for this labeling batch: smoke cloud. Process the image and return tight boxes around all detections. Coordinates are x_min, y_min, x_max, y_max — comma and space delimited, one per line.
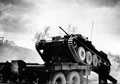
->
54, 0, 120, 7
0, 41, 43, 63
78, 0, 120, 7
0, 0, 120, 54
0, 0, 35, 34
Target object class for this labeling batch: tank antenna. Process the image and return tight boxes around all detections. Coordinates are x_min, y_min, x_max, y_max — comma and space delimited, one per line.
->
90, 20, 94, 41
59, 26, 69, 35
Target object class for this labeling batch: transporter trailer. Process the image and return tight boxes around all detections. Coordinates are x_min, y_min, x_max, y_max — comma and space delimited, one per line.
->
0, 60, 91, 84
0, 27, 117, 84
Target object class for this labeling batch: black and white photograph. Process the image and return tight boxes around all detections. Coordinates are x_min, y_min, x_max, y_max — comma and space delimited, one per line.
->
0, 0, 120, 84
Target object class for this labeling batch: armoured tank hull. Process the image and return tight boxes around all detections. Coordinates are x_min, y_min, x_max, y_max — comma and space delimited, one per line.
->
36, 34, 111, 68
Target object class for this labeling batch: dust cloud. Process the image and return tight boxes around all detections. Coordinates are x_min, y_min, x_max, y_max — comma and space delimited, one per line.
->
0, 40, 43, 63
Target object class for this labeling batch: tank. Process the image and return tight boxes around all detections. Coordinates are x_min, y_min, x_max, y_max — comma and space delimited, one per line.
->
36, 27, 111, 68
0, 27, 117, 84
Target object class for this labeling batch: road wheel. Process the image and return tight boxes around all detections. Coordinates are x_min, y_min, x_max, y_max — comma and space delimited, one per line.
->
93, 54, 98, 67
86, 51, 92, 65
50, 72, 66, 84
78, 47, 86, 61
67, 71, 80, 84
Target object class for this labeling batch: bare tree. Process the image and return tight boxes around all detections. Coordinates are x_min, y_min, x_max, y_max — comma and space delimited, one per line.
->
33, 25, 77, 43
72, 26, 77, 34
67, 24, 71, 34
33, 26, 50, 42
67, 24, 77, 34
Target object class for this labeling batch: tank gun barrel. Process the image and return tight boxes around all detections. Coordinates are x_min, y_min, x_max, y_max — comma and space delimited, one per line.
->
59, 26, 69, 35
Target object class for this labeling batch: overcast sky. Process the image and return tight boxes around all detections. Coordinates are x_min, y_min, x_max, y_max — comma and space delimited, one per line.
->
0, 0, 120, 54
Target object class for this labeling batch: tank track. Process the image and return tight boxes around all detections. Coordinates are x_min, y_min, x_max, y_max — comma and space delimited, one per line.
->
67, 35, 111, 68
68, 36, 86, 64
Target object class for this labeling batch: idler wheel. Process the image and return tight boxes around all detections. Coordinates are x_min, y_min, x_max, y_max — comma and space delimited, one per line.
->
78, 47, 86, 61
86, 51, 92, 65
